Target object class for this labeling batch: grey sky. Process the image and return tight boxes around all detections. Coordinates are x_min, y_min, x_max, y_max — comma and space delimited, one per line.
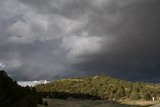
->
0, 0, 160, 81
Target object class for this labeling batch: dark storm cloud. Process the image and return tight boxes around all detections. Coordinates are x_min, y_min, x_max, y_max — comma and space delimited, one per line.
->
72, 0, 160, 81
1, 0, 160, 81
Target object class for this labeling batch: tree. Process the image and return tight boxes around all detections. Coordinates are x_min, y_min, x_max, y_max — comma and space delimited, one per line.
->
132, 85, 140, 93
114, 88, 125, 100
143, 93, 150, 100
130, 92, 140, 100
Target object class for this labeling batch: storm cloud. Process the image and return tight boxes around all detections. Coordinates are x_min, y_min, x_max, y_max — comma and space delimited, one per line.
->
0, 0, 160, 81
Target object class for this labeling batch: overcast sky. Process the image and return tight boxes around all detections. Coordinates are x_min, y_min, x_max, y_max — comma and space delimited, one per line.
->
0, 0, 160, 81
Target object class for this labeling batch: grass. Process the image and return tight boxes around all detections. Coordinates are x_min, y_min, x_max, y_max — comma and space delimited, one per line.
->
119, 99, 160, 106
37, 98, 156, 107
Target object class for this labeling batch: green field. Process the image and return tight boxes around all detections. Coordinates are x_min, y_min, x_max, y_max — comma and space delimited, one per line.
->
38, 98, 152, 107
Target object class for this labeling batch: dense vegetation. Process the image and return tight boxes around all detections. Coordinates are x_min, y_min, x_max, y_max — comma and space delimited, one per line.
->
0, 70, 43, 107
35, 76, 160, 101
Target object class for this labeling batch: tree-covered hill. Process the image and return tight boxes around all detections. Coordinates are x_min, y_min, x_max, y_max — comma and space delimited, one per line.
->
35, 75, 160, 101
0, 70, 42, 107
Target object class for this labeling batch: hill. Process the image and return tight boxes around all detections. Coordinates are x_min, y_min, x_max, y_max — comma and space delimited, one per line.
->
0, 70, 42, 107
35, 75, 160, 101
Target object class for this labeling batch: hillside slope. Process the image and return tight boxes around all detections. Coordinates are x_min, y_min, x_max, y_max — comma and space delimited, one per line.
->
0, 70, 41, 107
35, 76, 160, 101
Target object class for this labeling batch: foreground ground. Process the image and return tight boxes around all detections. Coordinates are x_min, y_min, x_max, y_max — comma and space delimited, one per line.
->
37, 98, 160, 107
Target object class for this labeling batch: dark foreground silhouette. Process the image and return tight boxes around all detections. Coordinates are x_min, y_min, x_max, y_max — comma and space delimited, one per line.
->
0, 70, 43, 107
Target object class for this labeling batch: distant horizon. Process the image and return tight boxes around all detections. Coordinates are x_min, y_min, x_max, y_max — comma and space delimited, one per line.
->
1, 68, 160, 83
17, 74, 160, 85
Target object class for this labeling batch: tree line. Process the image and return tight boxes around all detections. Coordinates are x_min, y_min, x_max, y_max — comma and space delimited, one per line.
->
35, 76, 160, 101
